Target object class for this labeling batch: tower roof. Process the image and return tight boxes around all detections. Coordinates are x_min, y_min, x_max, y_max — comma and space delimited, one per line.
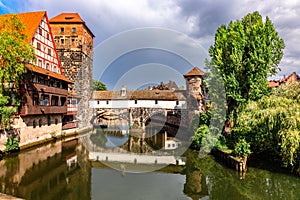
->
49, 13, 95, 37
183, 67, 205, 77
49, 13, 84, 23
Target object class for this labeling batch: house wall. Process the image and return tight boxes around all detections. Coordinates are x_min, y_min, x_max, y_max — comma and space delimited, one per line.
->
17, 114, 62, 147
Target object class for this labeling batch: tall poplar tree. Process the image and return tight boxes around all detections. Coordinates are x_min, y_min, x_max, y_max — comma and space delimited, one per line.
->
207, 11, 285, 127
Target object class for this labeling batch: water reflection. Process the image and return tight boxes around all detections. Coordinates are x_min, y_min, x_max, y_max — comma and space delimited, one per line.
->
0, 138, 300, 199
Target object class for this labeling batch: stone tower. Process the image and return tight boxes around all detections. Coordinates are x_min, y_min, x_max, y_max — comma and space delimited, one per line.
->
184, 67, 206, 121
50, 13, 94, 129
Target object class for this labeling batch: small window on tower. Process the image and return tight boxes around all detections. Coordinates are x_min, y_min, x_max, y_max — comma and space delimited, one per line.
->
60, 27, 64, 33
72, 28, 76, 33
71, 39, 75, 45
61, 39, 64, 44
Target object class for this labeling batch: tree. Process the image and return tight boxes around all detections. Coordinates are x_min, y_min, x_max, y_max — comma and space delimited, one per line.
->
233, 82, 300, 167
92, 79, 107, 91
207, 11, 285, 127
0, 14, 35, 130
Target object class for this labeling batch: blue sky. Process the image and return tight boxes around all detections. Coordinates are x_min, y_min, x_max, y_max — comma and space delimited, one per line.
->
1, 0, 300, 89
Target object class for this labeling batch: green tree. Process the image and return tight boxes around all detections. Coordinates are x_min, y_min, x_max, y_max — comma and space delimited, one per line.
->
92, 79, 107, 91
0, 14, 35, 130
207, 11, 285, 127
234, 82, 300, 167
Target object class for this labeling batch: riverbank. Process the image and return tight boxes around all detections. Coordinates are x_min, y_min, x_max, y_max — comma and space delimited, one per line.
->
0, 126, 92, 157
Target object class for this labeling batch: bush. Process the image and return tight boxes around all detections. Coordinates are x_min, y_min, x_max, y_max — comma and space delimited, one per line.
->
233, 139, 251, 158
5, 136, 20, 152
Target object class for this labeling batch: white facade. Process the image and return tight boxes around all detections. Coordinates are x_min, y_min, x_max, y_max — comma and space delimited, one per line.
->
90, 99, 186, 109
32, 15, 61, 74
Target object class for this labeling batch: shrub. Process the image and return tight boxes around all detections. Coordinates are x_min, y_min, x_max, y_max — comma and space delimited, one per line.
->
5, 136, 20, 152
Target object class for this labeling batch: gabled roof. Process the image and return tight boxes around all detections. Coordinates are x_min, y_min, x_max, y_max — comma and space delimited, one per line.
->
183, 67, 205, 77
49, 13, 95, 37
0, 11, 46, 43
92, 90, 186, 101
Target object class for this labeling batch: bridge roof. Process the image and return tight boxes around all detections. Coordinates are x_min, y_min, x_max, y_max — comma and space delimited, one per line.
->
92, 90, 186, 101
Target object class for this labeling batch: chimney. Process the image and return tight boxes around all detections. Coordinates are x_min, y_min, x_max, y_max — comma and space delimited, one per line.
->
121, 85, 126, 96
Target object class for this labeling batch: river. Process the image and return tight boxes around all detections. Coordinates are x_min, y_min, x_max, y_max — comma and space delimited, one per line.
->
0, 131, 300, 200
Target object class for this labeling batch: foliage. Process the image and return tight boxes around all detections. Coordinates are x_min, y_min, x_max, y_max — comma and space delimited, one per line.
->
92, 79, 107, 91
5, 136, 20, 151
0, 94, 17, 129
233, 82, 300, 166
191, 111, 227, 152
233, 139, 251, 158
0, 14, 35, 130
207, 11, 285, 125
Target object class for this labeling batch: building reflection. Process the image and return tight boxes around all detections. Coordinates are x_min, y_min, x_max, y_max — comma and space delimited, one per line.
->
0, 139, 91, 200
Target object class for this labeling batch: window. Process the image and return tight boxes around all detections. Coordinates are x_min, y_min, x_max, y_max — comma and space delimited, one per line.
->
61, 39, 64, 44
51, 96, 59, 106
135, 100, 137, 104
176, 100, 179, 106
46, 63, 50, 70
106, 100, 109, 105
71, 38, 75, 45
97, 101, 100, 104
155, 100, 158, 104
47, 33, 50, 40
60, 97, 66, 106
40, 94, 49, 106
48, 49, 51, 55
33, 120, 36, 128
72, 28, 76, 33
33, 93, 39, 106
55, 118, 58, 125
39, 28, 42, 36
37, 42, 41, 50
38, 59, 43, 68
39, 119, 42, 127
60, 27, 64, 33
47, 116, 51, 126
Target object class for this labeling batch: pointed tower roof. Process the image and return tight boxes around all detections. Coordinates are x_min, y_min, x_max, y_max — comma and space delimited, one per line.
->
183, 67, 205, 77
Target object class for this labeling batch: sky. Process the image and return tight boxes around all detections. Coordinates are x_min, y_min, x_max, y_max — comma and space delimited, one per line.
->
1, 0, 300, 89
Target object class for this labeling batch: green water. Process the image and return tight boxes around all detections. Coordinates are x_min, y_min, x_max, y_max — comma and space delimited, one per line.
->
0, 138, 299, 200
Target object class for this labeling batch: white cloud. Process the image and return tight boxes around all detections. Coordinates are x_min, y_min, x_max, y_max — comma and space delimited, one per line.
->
17, 0, 300, 78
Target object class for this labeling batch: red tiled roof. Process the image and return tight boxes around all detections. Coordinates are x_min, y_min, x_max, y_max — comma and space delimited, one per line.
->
92, 90, 186, 101
49, 13, 84, 23
49, 13, 95, 37
184, 67, 205, 77
26, 64, 72, 83
0, 11, 46, 43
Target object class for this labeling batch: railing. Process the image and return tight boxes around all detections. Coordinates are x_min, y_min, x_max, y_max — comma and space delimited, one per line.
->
20, 105, 67, 115
67, 104, 78, 112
